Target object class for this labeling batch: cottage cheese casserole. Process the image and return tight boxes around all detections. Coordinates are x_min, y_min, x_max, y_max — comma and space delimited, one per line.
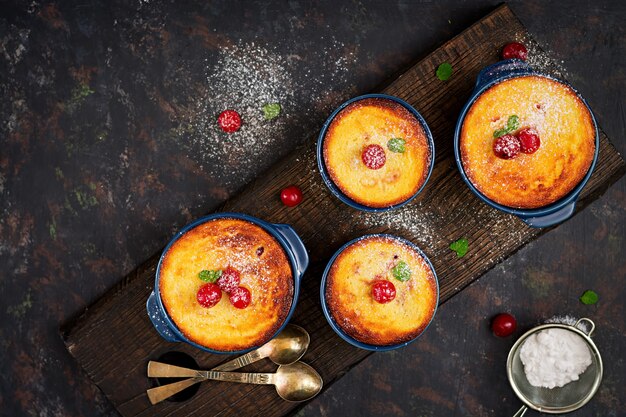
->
460, 75, 596, 209
322, 97, 432, 208
159, 218, 293, 351
325, 235, 438, 346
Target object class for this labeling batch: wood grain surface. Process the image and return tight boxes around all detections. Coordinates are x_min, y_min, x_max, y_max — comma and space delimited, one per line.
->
61, 5, 625, 417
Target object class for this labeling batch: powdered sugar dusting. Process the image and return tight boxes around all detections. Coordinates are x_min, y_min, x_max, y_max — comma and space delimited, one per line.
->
360, 201, 437, 248
355, 200, 533, 278
514, 34, 569, 79
173, 39, 356, 191
545, 315, 590, 333
181, 42, 295, 184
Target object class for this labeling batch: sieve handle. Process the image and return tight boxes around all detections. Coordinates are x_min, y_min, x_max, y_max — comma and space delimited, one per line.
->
575, 318, 596, 337
512, 405, 528, 417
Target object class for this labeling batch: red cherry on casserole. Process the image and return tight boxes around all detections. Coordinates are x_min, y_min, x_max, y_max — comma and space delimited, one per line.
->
517, 128, 541, 154
371, 280, 396, 304
491, 313, 517, 337
197, 283, 222, 308
493, 134, 521, 159
217, 109, 241, 133
217, 266, 240, 293
361, 144, 386, 170
280, 185, 303, 207
229, 286, 251, 309
502, 42, 528, 61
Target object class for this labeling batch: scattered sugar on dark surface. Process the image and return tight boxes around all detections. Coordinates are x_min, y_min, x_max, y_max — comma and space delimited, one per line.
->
171, 39, 356, 192
515, 34, 569, 79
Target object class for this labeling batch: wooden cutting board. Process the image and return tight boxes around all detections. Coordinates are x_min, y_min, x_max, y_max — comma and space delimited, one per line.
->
61, 5, 625, 417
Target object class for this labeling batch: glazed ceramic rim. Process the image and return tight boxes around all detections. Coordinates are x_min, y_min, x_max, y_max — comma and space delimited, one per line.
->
320, 234, 439, 351
153, 212, 303, 355
317, 93, 436, 213
453, 63, 600, 218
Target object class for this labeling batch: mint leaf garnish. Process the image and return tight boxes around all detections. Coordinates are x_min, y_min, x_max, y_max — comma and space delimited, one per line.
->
387, 138, 406, 153
449, 238, 469, 257
199, 269, 222, 283
493, 127, 509, 138
493, 115, 520, 137
262, 103, 281, 120
579, 290, 599, 305
436, 62, 453, 81
392, 260, 411, 282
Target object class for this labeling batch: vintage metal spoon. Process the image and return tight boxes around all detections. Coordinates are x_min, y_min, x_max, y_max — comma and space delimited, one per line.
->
217, 324, 310, 371
147, 362, 323, 404
147, 324, 310, 403
148, 324, 309, 377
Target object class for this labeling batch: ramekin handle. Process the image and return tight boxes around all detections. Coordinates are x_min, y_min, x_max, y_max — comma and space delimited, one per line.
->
146, 291, 180, 343
272, 223, 309, 279
474, 59, 532, 92
517, 201, 576, 228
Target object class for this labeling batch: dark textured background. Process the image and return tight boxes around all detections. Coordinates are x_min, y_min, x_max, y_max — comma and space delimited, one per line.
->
0, 1, 624, 416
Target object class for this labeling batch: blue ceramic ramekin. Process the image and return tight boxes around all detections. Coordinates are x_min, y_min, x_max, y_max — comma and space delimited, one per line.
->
317, 93, 436, 212
320, 234, 439, 351
146, 212, 309, 355
454, 59, 599, 228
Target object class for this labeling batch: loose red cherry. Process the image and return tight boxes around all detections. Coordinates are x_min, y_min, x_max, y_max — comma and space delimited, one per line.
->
217, 109, 241, 133
493, 134, 521, 159
517, 128, 541, 154
280, 185, 303, 207
502, 42, 528, 61
371, 280, 396, 304
217, 266, 240, 293
361, 144, 386, 170
229, 286, 251, 309
491, 313, 517, 337
196, 283, 222, 308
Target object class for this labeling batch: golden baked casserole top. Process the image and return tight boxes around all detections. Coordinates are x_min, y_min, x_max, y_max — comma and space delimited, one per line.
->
159, 218, 293, 351
460, 76, 595, 209
325, 236, 437, 346
323, 97, 431, 208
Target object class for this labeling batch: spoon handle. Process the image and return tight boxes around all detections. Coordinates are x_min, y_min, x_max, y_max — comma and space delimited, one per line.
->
212, 348, 266, 371
146, 377, 203, 405
204, 370, 275, 385
147, 349, 266, 378
147, 361, 204, 378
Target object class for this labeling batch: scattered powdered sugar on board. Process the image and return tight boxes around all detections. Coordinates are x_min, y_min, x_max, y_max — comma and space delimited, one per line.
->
358, 194, 528, 263
174, 39, 355, 191
482, 205, 527, 244
360, 202, 437, 248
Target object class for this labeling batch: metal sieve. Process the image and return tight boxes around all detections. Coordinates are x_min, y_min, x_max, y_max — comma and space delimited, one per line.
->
507, 318, 603, 416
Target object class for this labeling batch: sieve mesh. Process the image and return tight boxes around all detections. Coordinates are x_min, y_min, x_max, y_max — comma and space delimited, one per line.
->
507, 321, 603, 414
